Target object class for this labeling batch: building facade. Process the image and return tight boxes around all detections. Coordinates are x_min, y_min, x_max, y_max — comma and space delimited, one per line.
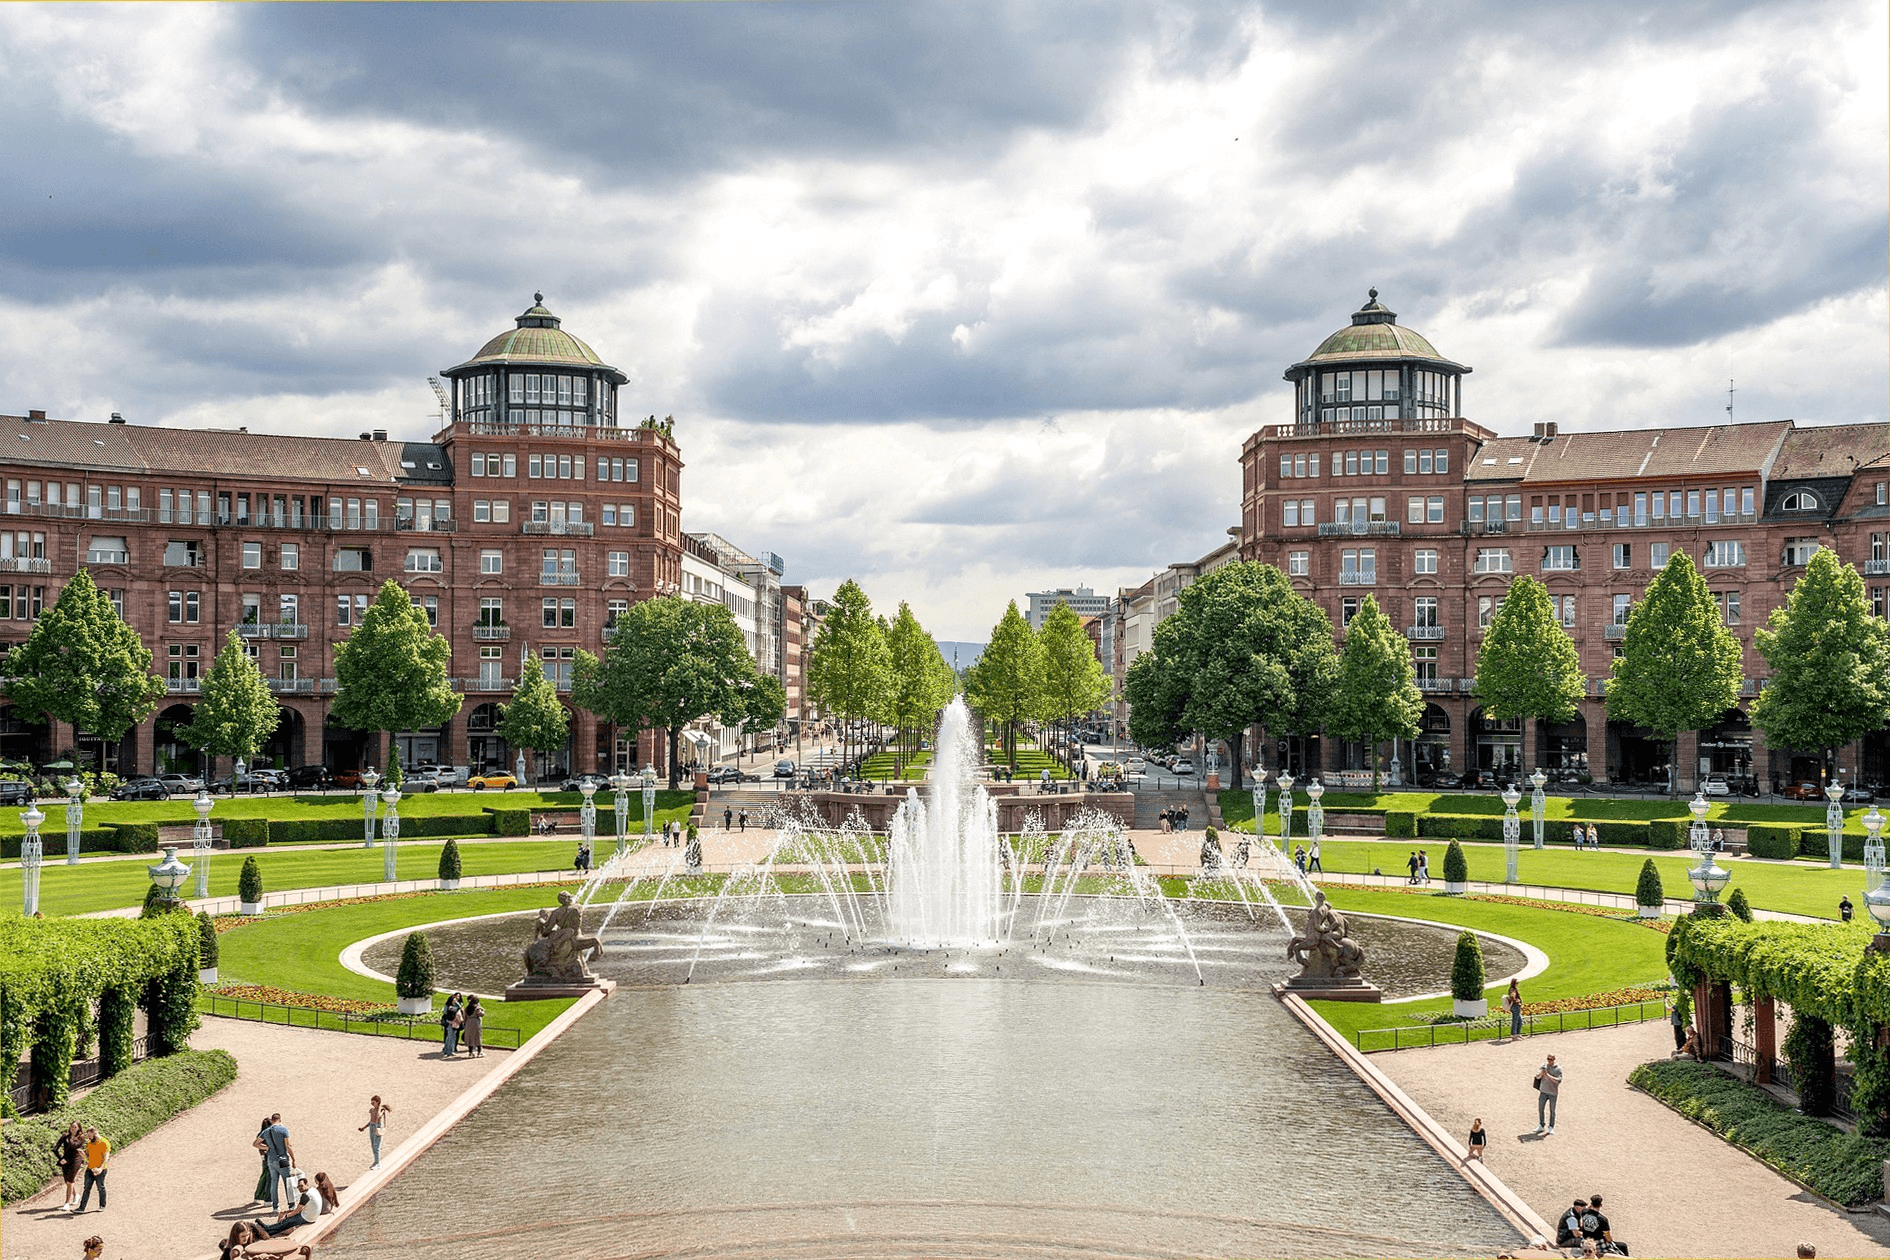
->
1237, 292, 1890, 791
1024, 585, 1112, 629
0, 295, 686, 779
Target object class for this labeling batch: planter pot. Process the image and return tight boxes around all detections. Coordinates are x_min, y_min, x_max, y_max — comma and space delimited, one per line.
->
438, 878, 460, 891
1452, 998, 1488, 1018
1444, 880, 1468, 894
1637, 903, 1663, 918
397, 995, 433, 1016
198, 966, 219, 985
238, 901, 262, 915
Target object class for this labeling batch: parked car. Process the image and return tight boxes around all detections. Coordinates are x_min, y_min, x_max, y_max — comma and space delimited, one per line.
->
1124, 757, 1147, 776
399, 770, 442, 792
111, 777, 170, 801
0, 779, 32, 805
332, 769, 369, 790
250, 768, 287, 789
1700, 776, 1730, 796
285, 765, 333, 790
708, 766, 759, 784
1171, 759, 1196, 776
467, 771, 519, 790
560, 772, 612, 793
774, 759, 797, 779
209, 773, 267, 794
1844, 785, 1876, 802
412, 763, 467, 788
157, 772, 204, 794
1781, 781, 1825, 801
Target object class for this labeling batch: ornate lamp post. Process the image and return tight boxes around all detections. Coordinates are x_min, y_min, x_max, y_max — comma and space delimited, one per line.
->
1250, 777, 1268, 847
147, 844, 191, 910
1863, 807, 1886, 894
1501, 782, 1522, 884
579, 778, 598, 857
1687, 792, 1730, 909
380, 781, 402, 882
64, 777, 83, 865
1305, 779, 1326, 851
1276, 772, 1295, 851
609, 771, 632, 855
359, 767, 381, 849
1826, 779, 1847, 870
1688, 789, 1710, 853
192, 789, 215, 899
641, 764, 658, 840
234, 756, 247, 795
1530, 767, 1548, 850
20, 803, 44, 916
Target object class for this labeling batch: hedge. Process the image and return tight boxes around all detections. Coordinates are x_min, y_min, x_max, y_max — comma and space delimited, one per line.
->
1, 1049, 237, 1205
1745, 824, 1799, 861
1798, 828, 1868, 862
221, 817, 270, 848
0, 826, 154, 860
1647, 819, 1686, 850
1630, 1059, 1890, 1206
1383, 810, 1417, 839
486, 807, 530, 837
1419, 814, 1655, 847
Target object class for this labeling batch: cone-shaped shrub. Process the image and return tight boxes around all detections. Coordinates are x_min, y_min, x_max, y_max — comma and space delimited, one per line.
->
197, 911, 219, 968
1443, 840, 1468, 884
1450, 930, 1486, 1002
1727, 886, 1753, 922
237, 856, 264, 906
1635, 858, 1664, 908
438, 838, 462, 881
395, 931, 435, 1000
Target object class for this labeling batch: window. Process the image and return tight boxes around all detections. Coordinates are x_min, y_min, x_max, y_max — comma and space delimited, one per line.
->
478, 597, 505, 627
1613, 543, 1630, 570
167, 590, 188, 623
1704, 490, 1719, 524
235, 541, 259, 569
1424, 496, 1443, 524
1784, 537, 1820, 566
1407, 497, 1424, 524
472, 453, 486, 477
542, 645, 576, 687
1340, 548, 1375, 581
1542, 545, 1577, 571
1716, 591, 1742, 625
1473, 548, 1512, 574
490, 500, 510, 523
1287, 551, 1309, 576
1434, 449, 1448, 474
602, 505, 617, 527
608, 551, 629, 577
1875, 588, 1888, 620
1295, 500, 1311, 527
1413, 549, 1438, 575
405, 547, 443, 574
1780, 490, 1820, 512
531, 501, 549, 524
1704, 540, 1745, 568
1878, 482, 1887, 507
336, 593, 369, 626
86, 535, 129, 564
1369, 497, 1386, 522
474, 500, 492, 522
1467, 497, 1483, 523
1559, 595, 1577, 628
1650, 542, 1671, 568
419, 596, 439, 627
1340, 597, 1359, 627
106, 588, 124, 617
1413, 645, 1438, 684
529, 455, 543, 478
1280, 454, 1293, 479
606, 598, 629, 626
166, 644, 199, 685
1413, 596, 1439, 628
1404, 451, 1417, 475
333, 548, 370, 572
163, 540, 201, 567
1613, 594, 1632, 625
481, 549, 504, 574
1477, 596, 1504, 629
501, 454, 517, 477
625, 459, 639, 483
1634, 493, 1647, 526
240, 593, 263, 626
280, 543, 299, 570
279, 593, 299, 625
1285, 500, 1302, 528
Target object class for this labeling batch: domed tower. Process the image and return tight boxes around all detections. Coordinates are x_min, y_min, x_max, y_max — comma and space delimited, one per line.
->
1286, 290, 1470, 430
441, 294, 629, 430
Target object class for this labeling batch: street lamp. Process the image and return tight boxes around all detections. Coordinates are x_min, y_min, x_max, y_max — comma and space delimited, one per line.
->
20, 803, 44, 916
641, 764, 657, 840
579, 777, 598, 858
1865, 807, 1886, 894
380, 781, 402, 882
1688, 789, 1710, 853
609, 771, 632, 855
1306, 779, 1326, 852
1276, 772, 1296, 851
64, 777, 83, 865
1530, 767, 1547, 851
1826, 779, 1847, 870
192, 789, 214, 899
1250, 778, 1268, 847
360, 767, 381, 849
1687, 792, 1730, 908
1501, 782, 1522, 884
147, 844, 191, 909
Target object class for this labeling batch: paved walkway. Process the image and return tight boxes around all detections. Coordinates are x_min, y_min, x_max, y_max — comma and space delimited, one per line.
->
1373, 1021, 1890, 1259
2, 1017, 493, 1260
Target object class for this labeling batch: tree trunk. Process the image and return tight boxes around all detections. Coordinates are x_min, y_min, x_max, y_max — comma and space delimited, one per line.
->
668, 726, 683, 790
1229, 732, 1245, 791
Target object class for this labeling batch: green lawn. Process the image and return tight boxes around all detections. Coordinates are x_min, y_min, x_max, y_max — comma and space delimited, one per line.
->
0, 788, 697, 834
1312, 838, 1854, 920
986, 745, 1074, 780
1303, 886, 1675, 1046
1217, 788, 1857, 832
860, 752, 932, 781
0, 837, 606, 918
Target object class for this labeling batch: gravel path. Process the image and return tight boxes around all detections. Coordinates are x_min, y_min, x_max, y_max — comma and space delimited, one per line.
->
3, 1016, 496, 1260
1373, 1021, 1890, 1258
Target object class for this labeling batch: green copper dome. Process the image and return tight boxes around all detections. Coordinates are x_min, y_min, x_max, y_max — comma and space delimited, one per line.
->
453, 293, 620, 375
1292, 290, 1464, 372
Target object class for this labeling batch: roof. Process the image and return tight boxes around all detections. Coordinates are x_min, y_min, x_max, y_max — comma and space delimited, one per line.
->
1769, 423, 1890, 480
0, 414, 434, 486
445, 293, 626, 382
1288, 290, 1468, 375
1464, 421, 1793, 485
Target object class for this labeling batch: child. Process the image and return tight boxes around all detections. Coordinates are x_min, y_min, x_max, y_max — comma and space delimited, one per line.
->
1466, 1117, 1487, 1163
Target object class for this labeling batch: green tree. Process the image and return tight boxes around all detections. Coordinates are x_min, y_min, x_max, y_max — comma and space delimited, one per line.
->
882, 602, 954, 775
805, 579, 893, 772
177, 631, 280, 789
1475, 575, 1585, 729
965, 602, 1043, 770
1327, 595, 1423, 788
1036, 602, 1111, 768
1123, 562, 1336, 790
237, 856, 264, 906
1450, 930, 1486, 1003
496, 656, 569, 782
1607, 552, 1742, 792
1635, 857, 1664, 909
1751, 548, 1890, 780
570, 595, 764, 789
330, 580, 460, 775
0, 570, 165, 770
395, 931, 435, 1001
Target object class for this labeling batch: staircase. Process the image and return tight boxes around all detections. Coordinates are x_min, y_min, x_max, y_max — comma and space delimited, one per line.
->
1133, 785, 1208, 830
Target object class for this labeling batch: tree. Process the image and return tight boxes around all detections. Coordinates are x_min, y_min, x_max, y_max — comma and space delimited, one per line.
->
570, 595, 765, 789
1635, 857, 1664, 909
1443, 839, 1468, 885
1450, 930, 1486, 1004
1327, 595, 1423, 788
1475, 575, 1585, 727
1751, 548, 1890, 780
1123, 562, 1337, 790
395, 931, 435, 1001
805, 580, 892, 772
439, 838, 462, 883
1607, 552, 1742, 792
0, 570, 165, 770
1726, 885, 1753, 922
882, 603, 953, 775
496, 656, 568, 781
330, 580, 460, 775
237, 856, 264, 907
177, 631, 280, 789
964, 602, 1042, 770
1037, 602, 1111, 767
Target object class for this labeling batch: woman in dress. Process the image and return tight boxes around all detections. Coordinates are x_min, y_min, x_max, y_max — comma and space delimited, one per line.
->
55, 1120, 85, 1211
250, 1115, 273, 1203
462, 998, 485, 1057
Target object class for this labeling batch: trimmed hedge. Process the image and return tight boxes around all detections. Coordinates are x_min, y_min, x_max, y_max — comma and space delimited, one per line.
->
221, 817, 270, 848
237, 856, 263, 905
1636, 857, 1664, 907
1419, 814, 1657, 847
1442, 840, 1468, 884
1799, 828, 1867, 862
1, 1049, 238, 1205
0, 826, 147, 860
486, 807, 530, 837
1383, 810, 1417, 839
1647, 819, 1686, 850
396, 931, 435, 1000
1450, 930, 1485, 1001
1630, 1059, 1890, 1206
1745, 824, 1799, 861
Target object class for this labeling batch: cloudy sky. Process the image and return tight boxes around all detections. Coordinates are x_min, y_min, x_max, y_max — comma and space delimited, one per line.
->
1, 2, 1883, 640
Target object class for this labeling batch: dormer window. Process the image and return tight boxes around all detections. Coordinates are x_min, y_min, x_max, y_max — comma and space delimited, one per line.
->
1780, 490, 1821, 511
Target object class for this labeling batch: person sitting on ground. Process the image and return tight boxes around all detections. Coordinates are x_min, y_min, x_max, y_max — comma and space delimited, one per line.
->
1555, 1200, 1587, 1250
1581, 1193, 1622, 1255
1674, 1022, 1701, 1060
219, 1222, 257, 1259
1797, 1245, 1817, 1258
252, 1175, 322, 1237
83, 1239, 104, 1260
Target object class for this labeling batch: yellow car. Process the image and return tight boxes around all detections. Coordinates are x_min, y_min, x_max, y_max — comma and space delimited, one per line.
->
467, 771, 519, 790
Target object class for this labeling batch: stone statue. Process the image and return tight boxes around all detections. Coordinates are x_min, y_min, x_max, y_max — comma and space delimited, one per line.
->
522, 891, 602, 982
1286, 890, 1366, 983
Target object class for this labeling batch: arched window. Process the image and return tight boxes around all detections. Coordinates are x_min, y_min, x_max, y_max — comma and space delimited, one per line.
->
1780, 490, 1821, 511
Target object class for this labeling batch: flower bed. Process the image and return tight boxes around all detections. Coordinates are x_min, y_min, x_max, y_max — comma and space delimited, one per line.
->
208, 983, 393, 1016
1465, 892, 1674, 932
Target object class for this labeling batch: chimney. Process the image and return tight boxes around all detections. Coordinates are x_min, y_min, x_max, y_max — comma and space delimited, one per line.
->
27, 410, 46, 422
372, 429, 388, 442
108, 412, 125, 424
359, 432, 373, 442
1532, 421, 1559, 440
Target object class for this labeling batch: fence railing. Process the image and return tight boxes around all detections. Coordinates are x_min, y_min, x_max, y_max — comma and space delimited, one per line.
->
8, 1035, 151, 1113
1355, 998, 1669, 1051
200, 994, 522, 1048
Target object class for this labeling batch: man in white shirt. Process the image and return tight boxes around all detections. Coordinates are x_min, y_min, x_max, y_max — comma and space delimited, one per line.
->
253, 1176, 322, 1238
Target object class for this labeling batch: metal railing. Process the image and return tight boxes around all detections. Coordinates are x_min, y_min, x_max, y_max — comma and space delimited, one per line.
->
1355, 998, 1669, 1052
1603, 623, 1629, 639
1317, 521, 1401, 538
236, 622, 309, 640
539, 572, 581, 585
1336, 571, 1378, 586
8, 1036, 150, 1114
270, 678, 315, 693
200, 994, 522, 1048
1866, 559, 1890, 576
523, 521, 596, 536
1265, 416, 1462, 438
0, 556, 51, 573
466, 419, 645, 442
458, 677, 516, 692
472, 624, 511, 640
1405, 625, 1446, 640
166, 678, 203, 693
395, 517, 459, 533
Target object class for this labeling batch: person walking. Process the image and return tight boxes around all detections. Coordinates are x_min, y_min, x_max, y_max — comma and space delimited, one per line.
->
1571, 822, 1584, 849
1418, 851, 1431, 884
1841, 895, 1855, 923
1503, 979, 1524, 1039
256, 1113, 297, 1211
739, 810, 748, 832
1406, 851, 1420, 884
74, 1127, 109, 1212
55, 1120, 85, 1211
441, 993, 463, 1057
359, 1096, 392, 1169
1534, 1052, 1563, 1135
1308, 838, 1323, 872
723, 806, 734, 831
250, 1115, 274, 1204
463, 997, 485, 1057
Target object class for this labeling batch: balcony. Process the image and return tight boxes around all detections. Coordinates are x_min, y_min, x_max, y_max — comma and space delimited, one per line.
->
1541, 562, 1581, 573
540, 572, 581, 586
472, 623, 511, 641
522, 521, 596, 537
396, 517, 459, 533
1604, 623, 1629, 640
466, 419, 643, 442
166, 678, 202, 694
1866, 559, 1890, 576
1460, 519, 1510, 535
1405, 625, 1446, 640
1416, 676, 1454, 693
0, 556, 51, 574
270, 678, 315, 694
1317, 521, 1401, 538
236, 622, 310, 640
1265, 415, 1463, 439
458, 676, 516, 692
1337, 570, 1377, 586
84, 551, 130, 565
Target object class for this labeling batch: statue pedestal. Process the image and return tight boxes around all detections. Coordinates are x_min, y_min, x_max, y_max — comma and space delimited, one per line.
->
1274, 979, 1382, 1003
504, 976, 617, 1002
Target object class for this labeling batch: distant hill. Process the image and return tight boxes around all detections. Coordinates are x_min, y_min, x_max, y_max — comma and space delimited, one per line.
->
936, 641, 986, 669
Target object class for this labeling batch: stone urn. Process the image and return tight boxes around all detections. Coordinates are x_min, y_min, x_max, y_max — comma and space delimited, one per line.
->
1637, 902, 1663, 919
439, 878, 460, 891
1444, 880, 1468, 895
1452, 997, 1489, 1018
238, 899, 263, 915
397, 995, 432, 1016
198, 966, 219, 985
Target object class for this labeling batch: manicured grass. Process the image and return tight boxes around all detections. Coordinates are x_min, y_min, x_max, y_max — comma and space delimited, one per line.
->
1313, 838, 1854, 920
0, 788, 697, 834
1218, 788, 1859, 831
985, 746, 1074, 780
1300, 886, 1673, 1047
860, 752, 932, 781
213, 888, 580, 1043
0, 838, 608, 918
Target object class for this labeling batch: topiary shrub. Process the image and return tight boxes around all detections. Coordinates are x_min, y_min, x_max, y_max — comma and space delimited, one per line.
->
1450, 930, 1486, 1005
1636, 857, 1665, 910
1442, 840, 1468, 885
438, 837, 462, 882
1382, 810, 1417, 839
237, 856, 264, 907
196, 912, 219, 968
1727, 886, 1753, 922
395, 931, 435, 1000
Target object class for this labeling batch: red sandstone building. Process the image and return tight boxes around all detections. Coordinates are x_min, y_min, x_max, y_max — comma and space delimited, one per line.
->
1238, 293, 1890, 792
0, 296, 685, 778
